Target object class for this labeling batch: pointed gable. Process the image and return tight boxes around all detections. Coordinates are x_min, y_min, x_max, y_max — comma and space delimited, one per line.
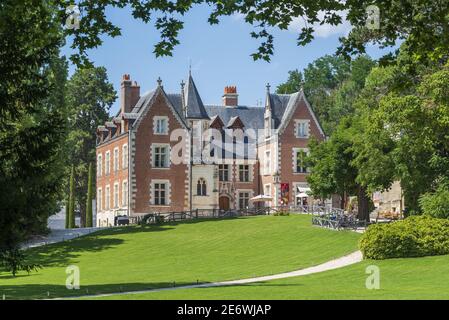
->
184, 74, 210, 120
226, 116, 245, 129
209, 115, 224, 130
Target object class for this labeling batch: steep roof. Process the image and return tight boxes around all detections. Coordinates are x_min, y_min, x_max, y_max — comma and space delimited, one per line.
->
205, 105, 264, 130
184, 74, 210, 119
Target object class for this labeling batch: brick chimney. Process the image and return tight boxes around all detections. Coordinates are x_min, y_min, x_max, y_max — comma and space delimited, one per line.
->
222, 86, 238, 107
121, 74, 140, 114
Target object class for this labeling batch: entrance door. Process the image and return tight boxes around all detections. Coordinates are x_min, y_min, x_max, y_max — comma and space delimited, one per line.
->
219, 196, 230, 211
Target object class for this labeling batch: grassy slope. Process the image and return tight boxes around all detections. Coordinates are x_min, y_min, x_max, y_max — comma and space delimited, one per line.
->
1, 215, 360, 299
101, 254, 449, 300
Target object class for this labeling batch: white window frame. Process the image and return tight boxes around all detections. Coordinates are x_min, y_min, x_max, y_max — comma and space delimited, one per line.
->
218, 164, 229, 181
122, 144, 128, 169
153, 116, 169, 135
113, 147, 119, 172
293, 148, 309, 173
238, 191, 251, 209
239, 164, 250, 182
105, 151, 110, 175
113, 182, 119, 208
150, 179, 171, 206
264, 184, 271, 197
264, 150, 271, 175
97, 188, 102, 212
97, 154, 102, 177
151, 143, 170, 168
105, 185, 110, 210
295, 120, 310, 138
122, 180, 128, 206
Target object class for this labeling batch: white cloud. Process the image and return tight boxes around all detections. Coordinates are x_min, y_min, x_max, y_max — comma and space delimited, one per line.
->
288, 11, 351, 38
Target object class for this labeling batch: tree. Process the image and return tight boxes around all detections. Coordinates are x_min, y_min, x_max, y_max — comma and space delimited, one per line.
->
66, 67, 116, 227
68, 165, 75, 229
51, 1, 449, 64
276, 70, 303, 94
307, 118, 372, 221
86, 162, 93, 228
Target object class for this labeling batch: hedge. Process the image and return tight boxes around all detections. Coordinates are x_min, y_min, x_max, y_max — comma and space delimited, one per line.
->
359, 216, 449, 259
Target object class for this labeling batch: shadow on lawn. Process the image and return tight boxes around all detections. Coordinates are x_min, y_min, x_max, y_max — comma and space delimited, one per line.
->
0, 280, 304, 300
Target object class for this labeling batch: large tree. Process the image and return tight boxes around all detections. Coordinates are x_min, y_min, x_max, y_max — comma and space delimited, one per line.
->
66, 67, 116, 227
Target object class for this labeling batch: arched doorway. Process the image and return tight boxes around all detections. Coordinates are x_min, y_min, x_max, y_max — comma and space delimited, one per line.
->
219, 196, 230, 211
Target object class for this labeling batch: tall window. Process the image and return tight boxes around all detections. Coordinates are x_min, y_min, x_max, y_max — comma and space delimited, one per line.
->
295, 150, 307, 173
97, 154, 102, 177
264, 151, 271, 175
113, 183, 119, 208
219, 164, 229, 181
239, 192, 250, 209
264, 184, 271, 197
296, 120, 309, 138
97, 188, 102, 212
153, 145, 169, 168
239, 165, 250, 182
105, 151, 110, 175
122, 180, 128, 206
197, 178, 207, 196
113, 148, 119, 172
105, 185, 110, 210
154, 183, 166, 205
265, 117, 271, 138
154, 117, 168, 134
122, 144, 128, 169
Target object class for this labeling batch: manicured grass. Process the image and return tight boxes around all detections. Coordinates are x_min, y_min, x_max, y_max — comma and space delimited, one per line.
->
1, 215, 359, 299
97, 254, 449, 300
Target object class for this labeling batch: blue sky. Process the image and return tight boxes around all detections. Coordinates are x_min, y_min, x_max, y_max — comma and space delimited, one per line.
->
62, 5, 395, 115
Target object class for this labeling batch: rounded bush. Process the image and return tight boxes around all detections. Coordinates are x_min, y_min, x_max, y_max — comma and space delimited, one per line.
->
419, 186, 449, 219
359, 216, 449, 259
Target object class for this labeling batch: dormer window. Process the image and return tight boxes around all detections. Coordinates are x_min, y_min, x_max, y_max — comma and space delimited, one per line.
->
295, 120, 309, 138
154, 116, 168, 135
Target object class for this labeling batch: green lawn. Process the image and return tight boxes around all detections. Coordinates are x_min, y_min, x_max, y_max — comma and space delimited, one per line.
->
1, 215, 360, 299
96, 254, 449, 300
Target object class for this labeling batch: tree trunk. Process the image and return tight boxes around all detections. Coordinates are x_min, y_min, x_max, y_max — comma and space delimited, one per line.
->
79, 201, 86, 228
357, 185, 370, 222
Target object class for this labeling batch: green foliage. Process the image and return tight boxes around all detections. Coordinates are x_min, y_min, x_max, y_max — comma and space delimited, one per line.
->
273, 211, 290, 216
86, 163, 93, 228
420, 184, 449, 219
68, 165, 76, 229
359, 216, 449, 259
65, 67, 116, 227
0, 248, 41, 277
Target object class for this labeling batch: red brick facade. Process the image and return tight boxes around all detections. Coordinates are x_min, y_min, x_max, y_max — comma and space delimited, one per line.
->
96, 74, 326, 226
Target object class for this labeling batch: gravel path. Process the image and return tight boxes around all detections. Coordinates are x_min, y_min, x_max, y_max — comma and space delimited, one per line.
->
64, 250, 363, 299
21, 227, 105, 249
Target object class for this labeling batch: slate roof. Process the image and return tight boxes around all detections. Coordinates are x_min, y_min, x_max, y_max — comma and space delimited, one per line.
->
268, 93, 295, 129
204, 105, 265, 130
183, 75, 210, 119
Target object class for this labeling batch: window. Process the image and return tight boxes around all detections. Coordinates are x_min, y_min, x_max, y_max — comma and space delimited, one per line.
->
154, 183, 167, 205
238, 192, 250, 209
265, 117, 271, 138
105, 185, 110, 210
196, 178, 207, 196
153, 145, 169, 168
154, 116, 168, 134
122, 144, 128, 169
113, 183, 119, 208
105, 151, 110, 175
296, 120, 309, 138
264, 184, 271, 197
97, 188, 102, 212
97, 154, 102, 177
219, 164, 229, 181
122, 180, 128, 206
295, 149, 307, 173
113, 148, 119, 172
239, 165, 250, 182
264, 151, 271, 175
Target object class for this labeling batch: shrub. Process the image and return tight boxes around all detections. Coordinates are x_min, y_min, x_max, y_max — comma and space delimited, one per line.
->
359, 216, 449, 259
273, 211, 290, 216
419, 185, 449, 219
